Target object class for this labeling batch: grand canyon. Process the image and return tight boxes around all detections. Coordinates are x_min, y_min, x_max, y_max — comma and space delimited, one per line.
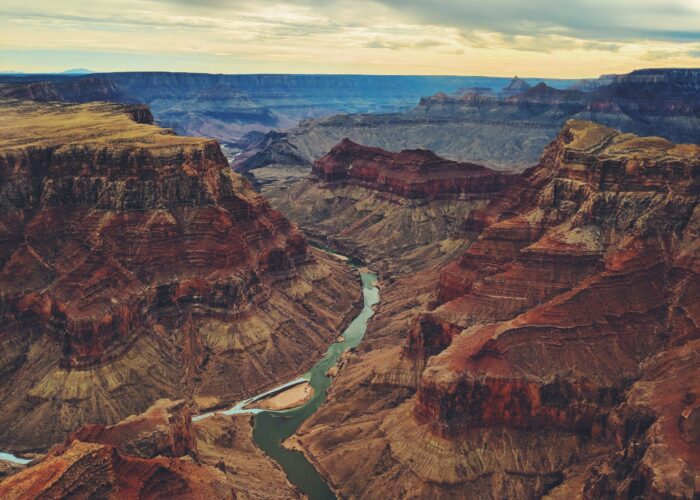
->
1, 1, 699, 498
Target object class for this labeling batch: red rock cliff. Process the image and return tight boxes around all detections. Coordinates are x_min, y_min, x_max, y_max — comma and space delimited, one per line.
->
312, 138, 516, 199
409, 120, 699, 445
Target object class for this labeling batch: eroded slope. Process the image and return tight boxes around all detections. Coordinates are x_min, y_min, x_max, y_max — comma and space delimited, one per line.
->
266, 139, 516, 276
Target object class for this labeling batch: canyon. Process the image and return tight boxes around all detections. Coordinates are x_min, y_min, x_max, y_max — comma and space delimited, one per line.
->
0, 99, 361, 454
265, 139, 517, 276
282, 120, 699, 499
234, 68, 700, 185
1, 69, 699, 500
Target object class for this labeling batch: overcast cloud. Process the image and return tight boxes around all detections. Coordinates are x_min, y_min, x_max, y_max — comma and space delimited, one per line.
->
1, 0, 698, 76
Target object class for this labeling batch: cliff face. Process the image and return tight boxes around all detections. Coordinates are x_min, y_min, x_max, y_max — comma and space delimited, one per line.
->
265, 140, 516, 276
0, 100, 361, 452
291, 121, 700, 498
312, 139, 514, 199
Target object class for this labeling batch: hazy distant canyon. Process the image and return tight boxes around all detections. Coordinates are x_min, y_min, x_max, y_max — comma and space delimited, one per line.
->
235, 68, 700, 179
0, 73, 574, 148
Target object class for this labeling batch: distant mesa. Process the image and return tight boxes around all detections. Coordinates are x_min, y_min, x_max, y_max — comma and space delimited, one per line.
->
60, 68, 94, 75
312, 138, 516, 199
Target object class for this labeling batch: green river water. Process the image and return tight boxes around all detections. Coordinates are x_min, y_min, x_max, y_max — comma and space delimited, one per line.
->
252, 269, 379, 499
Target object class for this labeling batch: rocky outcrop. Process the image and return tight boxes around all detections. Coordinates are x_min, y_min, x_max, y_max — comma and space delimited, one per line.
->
233, 131, 309, 173
0, 100, 361, 452
66, 399, 198, 460
413, 121, 699, 435
312, 139, 515, 199
292, 120, 700, 499
501, 76, 531, 96
0, 441, 212, 499
0, 399, 300, 499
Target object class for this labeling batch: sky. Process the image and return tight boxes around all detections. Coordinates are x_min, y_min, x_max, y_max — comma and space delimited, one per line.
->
1, 0, 699, 78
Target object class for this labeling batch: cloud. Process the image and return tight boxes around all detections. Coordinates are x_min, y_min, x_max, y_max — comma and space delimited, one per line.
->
69, 0, 700, 44
1, 0, 699, 76
363, 37, 446, 50
357, 0, 700, 43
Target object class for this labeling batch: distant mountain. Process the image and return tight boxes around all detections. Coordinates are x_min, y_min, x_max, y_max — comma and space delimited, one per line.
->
60, 68, 94, 75
0, 68, 94, 76
500, 76, 531, 96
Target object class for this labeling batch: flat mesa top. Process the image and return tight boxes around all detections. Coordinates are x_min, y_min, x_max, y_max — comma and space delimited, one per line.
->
564, 119, 700, 160
0, 100, 211, 151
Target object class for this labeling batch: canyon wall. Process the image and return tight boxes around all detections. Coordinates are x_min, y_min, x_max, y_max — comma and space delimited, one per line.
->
0, 99, 361, 452
290, 120, 700, 499
265, 139, 517, 276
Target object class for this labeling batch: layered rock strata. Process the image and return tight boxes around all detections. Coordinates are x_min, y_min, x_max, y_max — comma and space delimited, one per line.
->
266, 139, 516, 276
292, 120, 700, 498
0, 100, 361, 452
311, 139, 514, 199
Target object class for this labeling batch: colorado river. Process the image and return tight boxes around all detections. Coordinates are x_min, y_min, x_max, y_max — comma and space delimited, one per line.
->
195, 260, 379, 499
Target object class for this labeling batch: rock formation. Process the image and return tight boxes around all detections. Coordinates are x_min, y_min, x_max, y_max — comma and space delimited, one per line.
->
265, 139, 516, 276
290, 120, 700, 498
500, 76, 531, 96
0, 99, 361, 452
0, 399, 301, 499
312, 139, 513, 198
